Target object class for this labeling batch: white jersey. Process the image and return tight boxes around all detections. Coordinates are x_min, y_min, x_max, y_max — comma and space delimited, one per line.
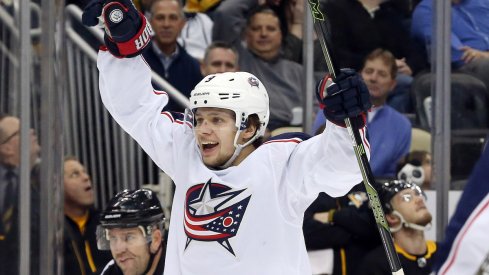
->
97, 50, 370, 275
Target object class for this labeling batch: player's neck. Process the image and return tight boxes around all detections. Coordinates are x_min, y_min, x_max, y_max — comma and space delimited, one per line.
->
394, 229, 427, 255
146, 248, 162, 275
231, 145, 256, 166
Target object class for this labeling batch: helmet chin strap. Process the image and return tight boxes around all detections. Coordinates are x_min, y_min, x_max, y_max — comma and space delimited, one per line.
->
143, 241, 162, 275
218, 129, 259, 169
389, 210, 432, 233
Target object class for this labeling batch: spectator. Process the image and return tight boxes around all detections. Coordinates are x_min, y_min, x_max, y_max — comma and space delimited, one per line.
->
97, 189, 166, 275
177, 8, 214, 62
322, 0, 427, 113
63, 156, 112, 275
434, 141, 489, 274
143, 0, 203, 112
200, 41, 239, 76
411, 0, 489, 93
313, 49, 412, 178
357, 179, 437, 275
212, 0, 305, 130
0, 114, 41, 275
396, 150, 432, 190
303, 184, 380, 275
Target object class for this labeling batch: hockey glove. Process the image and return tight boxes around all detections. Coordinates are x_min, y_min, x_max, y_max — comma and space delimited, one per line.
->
316, 68, 371, 129
82, 0, 153, 58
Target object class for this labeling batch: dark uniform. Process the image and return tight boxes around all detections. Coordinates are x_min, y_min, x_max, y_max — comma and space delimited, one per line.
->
357, 240, 437, 275
303, 184, 381, 275
64, 209, 112, 275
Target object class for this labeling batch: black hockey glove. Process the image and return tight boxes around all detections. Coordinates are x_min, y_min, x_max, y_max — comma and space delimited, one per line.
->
82, 0, 153, 58
316, 68, 371, 129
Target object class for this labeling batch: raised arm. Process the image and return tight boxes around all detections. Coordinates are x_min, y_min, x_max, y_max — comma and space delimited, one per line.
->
84, 0, 193, 177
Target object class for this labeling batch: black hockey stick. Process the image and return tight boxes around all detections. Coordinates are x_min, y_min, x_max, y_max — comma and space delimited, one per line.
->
306, 1, 404, 274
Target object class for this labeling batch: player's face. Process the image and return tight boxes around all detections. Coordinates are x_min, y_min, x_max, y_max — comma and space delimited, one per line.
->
150, 0, 185, 47
0, 116, 40, 167
108, 227, 150, 275
361, 58, 396, 105
193, 108, 238, 167
245, 12, 282, 60
64, 159, 94, 209
392, 189, 432, 226
201, 48, 238, 76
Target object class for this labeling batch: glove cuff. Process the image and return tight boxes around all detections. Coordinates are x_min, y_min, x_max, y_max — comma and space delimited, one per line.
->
104, 14, 153, 58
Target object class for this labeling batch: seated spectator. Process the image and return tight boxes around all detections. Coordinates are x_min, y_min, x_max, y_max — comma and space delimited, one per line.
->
434, 141, 489, 274
411, 0, 489, 94
200, 41, 239, 76
396, 150, 432, 190
313, 49, 412, 178
177, 7, 214, 62
0, 114, 41, 275
303, 184, 380, 275
63, 157, 112, 275
97, 189, 166, 275
212, 0, 305, 130
357, 179, 437, 275
143, 0, 203, 112
320, 0, 428, 113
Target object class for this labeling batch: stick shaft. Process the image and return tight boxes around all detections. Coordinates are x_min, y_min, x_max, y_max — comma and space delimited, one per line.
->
307, 1, 404, 273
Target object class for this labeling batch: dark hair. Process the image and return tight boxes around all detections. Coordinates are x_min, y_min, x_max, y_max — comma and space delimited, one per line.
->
363, 48, 398, 79
246, 4, 287, 40
203, 41, 239, 64
246, 114, 265, 148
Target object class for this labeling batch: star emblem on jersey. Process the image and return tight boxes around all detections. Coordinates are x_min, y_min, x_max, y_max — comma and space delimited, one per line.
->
184, 179, 251, 256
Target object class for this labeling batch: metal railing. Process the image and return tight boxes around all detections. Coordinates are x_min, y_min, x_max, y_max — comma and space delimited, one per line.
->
64, 4, 181, 209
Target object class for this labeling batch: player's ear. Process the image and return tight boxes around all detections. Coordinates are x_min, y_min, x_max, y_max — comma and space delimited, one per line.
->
386, 212, 400, 227
242, 122, 257, 140
150, 228, 162, 253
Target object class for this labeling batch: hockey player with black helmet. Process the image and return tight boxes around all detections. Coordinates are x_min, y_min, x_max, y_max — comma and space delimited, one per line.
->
358, 179, 437, 275
81, 0, 371, 273
97, 189, 166, 275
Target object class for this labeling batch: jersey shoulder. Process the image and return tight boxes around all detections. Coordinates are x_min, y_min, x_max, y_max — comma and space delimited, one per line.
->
263, 132, 311, 145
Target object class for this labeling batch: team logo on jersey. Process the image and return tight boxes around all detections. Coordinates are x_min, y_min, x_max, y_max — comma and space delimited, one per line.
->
248, 77, 259, 88
184, 179, 251, 256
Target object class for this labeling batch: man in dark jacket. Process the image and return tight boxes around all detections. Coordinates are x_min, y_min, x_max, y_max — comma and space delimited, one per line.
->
303, 184, 380, 275
64, 157, 111, 275
143, 0, 202, 113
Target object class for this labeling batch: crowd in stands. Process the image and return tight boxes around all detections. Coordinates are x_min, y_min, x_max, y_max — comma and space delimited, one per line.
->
1, 0, 489, 273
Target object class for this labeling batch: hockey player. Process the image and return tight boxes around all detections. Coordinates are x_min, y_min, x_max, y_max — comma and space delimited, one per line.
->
358, 179, 437, 275
97, 189, 166, 275
82, 0, 371, 273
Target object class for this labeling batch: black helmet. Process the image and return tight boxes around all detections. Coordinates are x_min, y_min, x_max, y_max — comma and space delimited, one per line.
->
100, 188, 165, 229
378, 179, 425, 214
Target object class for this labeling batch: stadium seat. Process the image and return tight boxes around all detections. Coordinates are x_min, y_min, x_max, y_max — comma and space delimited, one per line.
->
412, 72, 489, 130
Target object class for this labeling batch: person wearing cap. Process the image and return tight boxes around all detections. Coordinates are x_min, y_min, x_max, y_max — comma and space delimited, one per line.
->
97, 189, 166, 275
356, 179, 437, 275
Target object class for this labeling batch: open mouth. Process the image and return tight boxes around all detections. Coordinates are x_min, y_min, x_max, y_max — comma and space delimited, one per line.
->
84, 186, 92, 192
202, 141, 218, 152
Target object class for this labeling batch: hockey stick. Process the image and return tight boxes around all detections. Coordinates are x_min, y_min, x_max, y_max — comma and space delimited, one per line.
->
306, 1, 404, 274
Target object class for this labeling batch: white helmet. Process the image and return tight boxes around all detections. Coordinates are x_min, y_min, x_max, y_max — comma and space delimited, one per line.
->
190, 72, 270, 138
189, 72, 270, 168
